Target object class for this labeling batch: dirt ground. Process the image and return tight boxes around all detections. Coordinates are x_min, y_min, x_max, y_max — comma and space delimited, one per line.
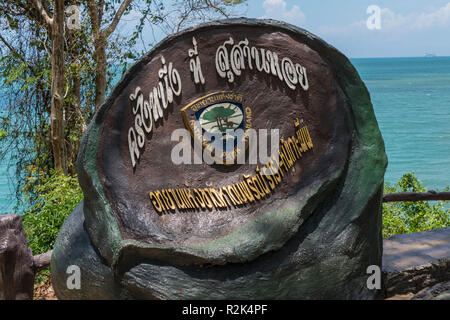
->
33, 278, 57, 300
33, 280, 447, 300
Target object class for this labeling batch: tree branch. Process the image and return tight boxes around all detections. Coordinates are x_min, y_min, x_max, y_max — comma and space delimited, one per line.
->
0, 33, 37, 76
31, 0, 53, 27
103, 0, 133, 38
205, 0, 229, 18
87, 0, 100, 36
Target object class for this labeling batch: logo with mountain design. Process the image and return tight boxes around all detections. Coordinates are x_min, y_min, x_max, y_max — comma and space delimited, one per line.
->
181, 92, 252, 165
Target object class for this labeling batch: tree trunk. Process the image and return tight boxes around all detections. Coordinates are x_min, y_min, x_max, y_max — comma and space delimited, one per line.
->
68, 73, 85, 175
66, 22, 85, 175
50, 0, 67, 173
94, 37, 107, 111
87, 0, 134, 111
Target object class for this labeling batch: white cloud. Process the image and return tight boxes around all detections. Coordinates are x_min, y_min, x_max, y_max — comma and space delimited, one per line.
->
261, 0, 306, 26
375, 5, 450, 31
315, 3, 450, 57
319, 3, 450, 36
410, 3, 450, 29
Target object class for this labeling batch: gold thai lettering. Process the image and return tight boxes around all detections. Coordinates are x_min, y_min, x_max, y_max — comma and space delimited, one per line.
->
149, 120, 314, 214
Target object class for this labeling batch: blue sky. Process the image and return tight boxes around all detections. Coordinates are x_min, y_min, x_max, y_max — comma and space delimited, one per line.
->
244, 0, 450, 58
120, 0, 450, 58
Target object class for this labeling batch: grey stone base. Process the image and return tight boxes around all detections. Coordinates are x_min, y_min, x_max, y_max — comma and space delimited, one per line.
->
51, 200, 382, 300
50, 203, 134, 300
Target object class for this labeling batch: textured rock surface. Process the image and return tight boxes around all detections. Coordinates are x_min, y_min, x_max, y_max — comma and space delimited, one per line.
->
412, 281, 450, 300
52, 18, 387, 299
0, 214, 35, 300
51, 202, 133, 299
383, 227, 450, 298
53, 195, 384, 299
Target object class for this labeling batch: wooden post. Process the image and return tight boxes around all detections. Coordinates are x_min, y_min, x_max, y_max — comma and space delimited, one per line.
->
0, 214, 53, 300
0, 214, 35, 300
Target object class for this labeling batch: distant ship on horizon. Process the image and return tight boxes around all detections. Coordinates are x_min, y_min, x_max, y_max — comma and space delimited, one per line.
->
424, 53, 437, 58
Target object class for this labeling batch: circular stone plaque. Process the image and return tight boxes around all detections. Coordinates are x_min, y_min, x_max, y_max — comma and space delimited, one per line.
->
53, 18, 387, 299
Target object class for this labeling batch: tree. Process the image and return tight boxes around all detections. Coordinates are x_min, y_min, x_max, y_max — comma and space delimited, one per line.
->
0, 1, 54, 206
0, 0, 247, 210
29, 0, 67, 173
86, 0, 247, 111
86, 0, 133, 110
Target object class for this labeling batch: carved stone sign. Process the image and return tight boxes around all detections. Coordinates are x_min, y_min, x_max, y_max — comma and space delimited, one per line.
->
51, 19, 387, 300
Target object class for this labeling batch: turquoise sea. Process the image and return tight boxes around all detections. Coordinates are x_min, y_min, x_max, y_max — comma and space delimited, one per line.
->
0, 57, 449, 213
352, 57, 450, 190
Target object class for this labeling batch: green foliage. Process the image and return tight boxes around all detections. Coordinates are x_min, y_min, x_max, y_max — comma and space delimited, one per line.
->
34, 267, 51, 285
202, 106, 236, 121
0, 129, 7, 142
382, 172, 450, 238
22, 170, 83, 255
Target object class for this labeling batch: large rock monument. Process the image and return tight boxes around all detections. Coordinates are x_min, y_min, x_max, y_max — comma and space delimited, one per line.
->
51, 18, 387, 299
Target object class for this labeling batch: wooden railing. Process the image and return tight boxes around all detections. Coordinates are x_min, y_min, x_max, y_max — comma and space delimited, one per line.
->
33, 250, 53, 273
383, 191, 450, 202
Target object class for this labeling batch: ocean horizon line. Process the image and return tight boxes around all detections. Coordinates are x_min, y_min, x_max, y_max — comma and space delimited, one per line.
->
350, 55, 450, 60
